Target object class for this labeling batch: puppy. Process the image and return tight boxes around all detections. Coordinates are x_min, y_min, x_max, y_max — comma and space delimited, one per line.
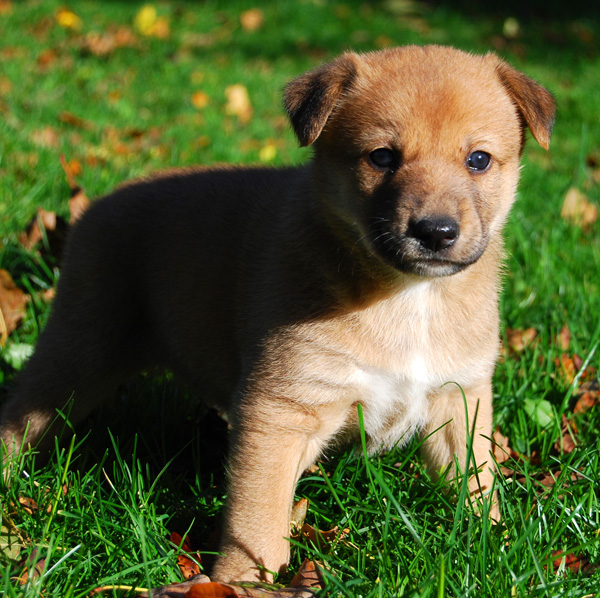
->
0, 46, 554, 582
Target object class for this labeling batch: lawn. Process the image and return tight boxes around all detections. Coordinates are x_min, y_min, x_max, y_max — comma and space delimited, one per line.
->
1, 1, 599, 596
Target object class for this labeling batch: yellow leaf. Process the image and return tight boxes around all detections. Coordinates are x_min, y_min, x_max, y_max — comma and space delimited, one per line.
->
191, 91, 210, 109
225, 84, 253, 124
134, 5, 170, 38
134, 5, 157, 35
259, 141, 277, 162
56, 9, 82, 31
561, 187, 598, 231
240, 8, 264, 32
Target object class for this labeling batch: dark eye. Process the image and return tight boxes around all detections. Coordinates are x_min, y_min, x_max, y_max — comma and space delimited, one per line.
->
369, 148, 399, 172
467, 151, 491, 172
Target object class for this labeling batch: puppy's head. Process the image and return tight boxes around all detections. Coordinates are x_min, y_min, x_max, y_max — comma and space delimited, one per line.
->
285, 46, 555, 277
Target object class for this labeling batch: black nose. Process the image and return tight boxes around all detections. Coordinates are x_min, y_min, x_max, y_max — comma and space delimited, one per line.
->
408, 216, 459, 252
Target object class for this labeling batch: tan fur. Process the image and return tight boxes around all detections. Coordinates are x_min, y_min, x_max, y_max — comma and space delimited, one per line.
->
0, 46, 554, 582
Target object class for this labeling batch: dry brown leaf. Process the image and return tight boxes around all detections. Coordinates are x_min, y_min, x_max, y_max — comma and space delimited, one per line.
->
36, 48, 58, 68
40, 288, 56, 302
68, 188, 91, 223
170, 532, 202, 580
81, 26, 137, 56
290, 498, 309, 532
15, 549, 46, 585
136, 574, 317, 598
31, 126, 59, 148
561, 187, 598, 231
184, 582, 239, 597
59, 111, 94, 131
554, 414, 577, 454
0, 1, 12, 15
60, 155, 91, 223
552, 550, 593, 574
555, 324, 571, 351
17, 497, 39, 515
555, 353, 596, 386
19, 208, 69, 258
301, 523, 347, 549
289, 559, 322, 589
573, 380, 600, 414
492, 427, 513, 464
240, 9, 264, 32
0, 269, 28, 345
225, 84, 253, 124
505, 327, 538, 354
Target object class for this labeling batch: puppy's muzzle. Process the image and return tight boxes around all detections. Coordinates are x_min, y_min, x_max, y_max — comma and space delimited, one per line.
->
369, 214, 484, 278
407, 216, 459, 252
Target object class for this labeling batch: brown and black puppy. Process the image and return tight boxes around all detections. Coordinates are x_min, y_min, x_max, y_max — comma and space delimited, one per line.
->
0, 46, 554, 582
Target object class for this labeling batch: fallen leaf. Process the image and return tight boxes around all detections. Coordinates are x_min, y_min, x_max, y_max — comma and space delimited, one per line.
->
81, 27, 137, 56
552, 550, 592, 574
290, 498, 309, 533
17, 497, 39, 515
505, 327, 538, 354
573, 380, 600, 414
0, 518, 25, 563
134, 573, 318, 598
69, 189, 91, 223
225, 84, 253, 124
0, 1, 12, 15
555, 353, 596, 386
192, 91, 210, 109
492, 427, 514, 464
503, 17, 520, 39
240, 9, 264, 32
59, 111, 93, 131
15, 548, 46, 585
555, 324, 571, 351
56, 9, 82, 31
554, 414, 577, 454
289, 560, 322, 589
19, 208, 69, 258
561, 187, 598, 231
184, 582, 239, 597
60, 154, 91, 223
300, 523, 347, 549
36, 48, 58, 68
31, 127, 59, 148
134, 5, 170, 39
170, 532, 202, 580
259, 141, 277, 163
0, 270, 28, 345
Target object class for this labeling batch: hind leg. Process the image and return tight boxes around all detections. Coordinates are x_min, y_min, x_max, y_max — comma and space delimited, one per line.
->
1, 291, 147, 458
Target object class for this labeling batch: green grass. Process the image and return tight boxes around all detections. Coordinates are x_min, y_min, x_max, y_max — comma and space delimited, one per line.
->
1, 1, 599, 596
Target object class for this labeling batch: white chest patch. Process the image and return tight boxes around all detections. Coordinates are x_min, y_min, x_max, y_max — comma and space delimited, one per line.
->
349, 355, 437, 452
341, 280, 468, 452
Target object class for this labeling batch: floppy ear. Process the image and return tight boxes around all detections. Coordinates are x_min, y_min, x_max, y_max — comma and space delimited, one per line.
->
495, 60, 556, 150
284, 53, 358, 147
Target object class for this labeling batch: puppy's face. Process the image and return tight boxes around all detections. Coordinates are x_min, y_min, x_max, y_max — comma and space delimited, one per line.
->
285, 46, 555, 277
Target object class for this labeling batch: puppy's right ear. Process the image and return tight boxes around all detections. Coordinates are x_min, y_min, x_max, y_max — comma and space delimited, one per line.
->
284, 54, 358, 147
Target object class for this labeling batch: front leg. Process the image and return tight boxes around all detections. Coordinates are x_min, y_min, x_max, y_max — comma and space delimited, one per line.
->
212, 398, 338, 583
420, 380, 499, 520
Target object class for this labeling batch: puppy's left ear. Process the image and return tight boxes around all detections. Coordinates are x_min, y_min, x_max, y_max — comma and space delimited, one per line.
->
495, 60, 556, 150
284, 53, 358, 147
